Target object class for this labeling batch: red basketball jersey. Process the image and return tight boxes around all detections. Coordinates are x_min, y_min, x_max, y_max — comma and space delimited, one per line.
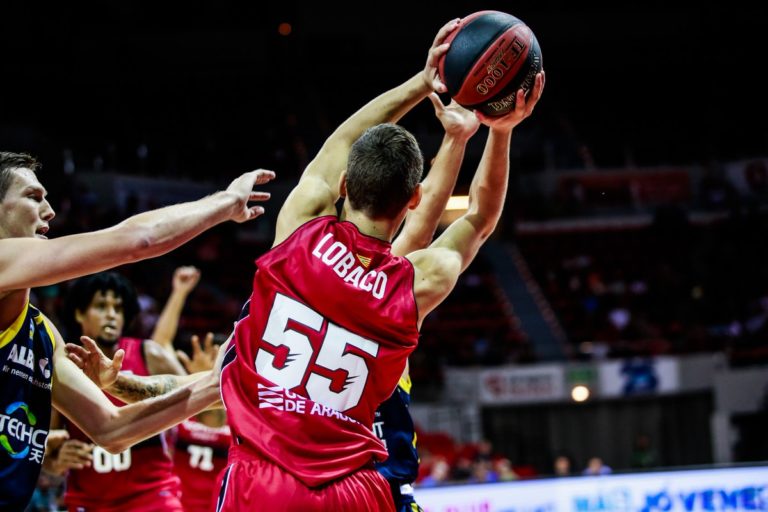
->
63, 337, 181, 511
221, 216, 420, 487
173, 417, 231, 512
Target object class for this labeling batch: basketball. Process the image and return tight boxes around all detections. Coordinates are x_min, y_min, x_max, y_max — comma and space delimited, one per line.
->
438, 10, 542, 117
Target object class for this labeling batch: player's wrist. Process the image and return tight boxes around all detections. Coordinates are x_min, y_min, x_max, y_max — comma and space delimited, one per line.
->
444, 130, 473, 144
210, 190, 244, 222
104, 376, 120, 392
411, 72, 435, 97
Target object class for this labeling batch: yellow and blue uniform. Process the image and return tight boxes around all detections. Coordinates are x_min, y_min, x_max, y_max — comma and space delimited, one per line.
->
0, 303, 54, 511
374, 375, 423, 512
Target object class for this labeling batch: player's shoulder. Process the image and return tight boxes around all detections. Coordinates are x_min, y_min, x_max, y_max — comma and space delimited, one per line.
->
406, 247, 461, 284
271, 214, 337, 251
35, 309, 62, 346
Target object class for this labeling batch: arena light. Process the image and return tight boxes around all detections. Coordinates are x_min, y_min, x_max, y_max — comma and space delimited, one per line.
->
446, 195, 469, 211
571, 385, 590, 402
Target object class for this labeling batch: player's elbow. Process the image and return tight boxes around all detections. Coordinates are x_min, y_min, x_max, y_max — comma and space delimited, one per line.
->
130, 228, 158, 258
465, 212, 499, 242
83, 415, 131, 454
91, 431, 131, 454
102, 440, 130, 455
114, 222, 164, 260
477, 221, 498, 242
467, 189, 503, 237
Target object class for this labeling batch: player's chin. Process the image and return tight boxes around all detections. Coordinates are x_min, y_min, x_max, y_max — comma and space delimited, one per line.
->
97, 334, 120, 346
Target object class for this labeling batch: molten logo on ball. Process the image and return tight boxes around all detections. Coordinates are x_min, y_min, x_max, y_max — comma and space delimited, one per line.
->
476, 36, 527, 96
486, 58, 540, 115
438, 10, 543, 116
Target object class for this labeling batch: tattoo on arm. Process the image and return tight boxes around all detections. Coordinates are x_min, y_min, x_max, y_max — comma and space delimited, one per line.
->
109, 374, 180, 403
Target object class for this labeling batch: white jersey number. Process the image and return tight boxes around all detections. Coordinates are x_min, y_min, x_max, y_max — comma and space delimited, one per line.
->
187, 444, 214, 471
256, 293, 379, 411
92, 446, 131, 473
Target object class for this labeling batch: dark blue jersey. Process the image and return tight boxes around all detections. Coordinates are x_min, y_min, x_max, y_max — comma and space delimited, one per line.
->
374, 375, 419, 484
0, 303, 55, 511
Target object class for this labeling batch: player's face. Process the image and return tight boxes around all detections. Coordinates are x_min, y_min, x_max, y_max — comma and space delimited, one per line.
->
0, 167, 55, 240
76, 290, 125, 344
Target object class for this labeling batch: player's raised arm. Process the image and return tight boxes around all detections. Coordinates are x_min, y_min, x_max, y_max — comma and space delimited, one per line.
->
391, 95, 479, 257
150, 266, 201, 354
408, 72, 545, 323
273, 18, 461, 246
0, 169, 274, 293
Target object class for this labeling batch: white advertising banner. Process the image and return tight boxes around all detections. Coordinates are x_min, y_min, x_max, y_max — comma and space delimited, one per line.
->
415, 465, 768, 512
478, 364, 565, 404
598, 357, 680, 397
443, 368, 480, 403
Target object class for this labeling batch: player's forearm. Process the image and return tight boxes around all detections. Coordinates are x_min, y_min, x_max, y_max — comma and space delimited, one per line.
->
466, 127, 512, 236
428, 128, 512, 270
414, 133, 468, 217
393, 134, 467, 256
302, 72, 433, 195
339, 73, 432, 140
0, 191, 240, 292
106, 372, 203, 403
150, 290, 188, 350
97, 373, 218, 453
116, 191, 239, 258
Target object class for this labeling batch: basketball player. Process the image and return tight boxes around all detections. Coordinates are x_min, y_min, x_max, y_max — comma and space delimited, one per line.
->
174, 408, 231, 512
146, 265, 231, 511
221, 18, 542, 510
0, 151, 273, 510
375, 96, 479, 512
49, 272, 189, 511
71, 91, 484, 512
68, 18, 545, 510
165, 329, 231, 512
374, 366, 421, 510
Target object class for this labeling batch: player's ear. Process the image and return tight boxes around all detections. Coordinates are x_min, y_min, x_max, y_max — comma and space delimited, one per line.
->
338, 171, 348, 198
407, 183, 422, 210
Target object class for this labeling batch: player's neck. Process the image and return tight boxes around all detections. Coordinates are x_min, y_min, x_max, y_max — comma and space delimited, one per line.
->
342, 208, 398, 242
0, 289, 30, 331
87, 336, 119, 358
100, 344, 118, 358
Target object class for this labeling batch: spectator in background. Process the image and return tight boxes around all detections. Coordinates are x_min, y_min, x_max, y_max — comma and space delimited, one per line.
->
582, 456, 612, 476
630, 433, 659, 469
23, 471, 63, 512
474, 438, 495, 463
469, 459, 499, 484
450, 454, 474, 481
552, 453, 573, 477
419, 457, 451, 487
494, 458, 519, 481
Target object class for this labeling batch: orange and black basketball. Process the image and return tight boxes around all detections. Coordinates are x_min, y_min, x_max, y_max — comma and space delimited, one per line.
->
438, 10, 542, 117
